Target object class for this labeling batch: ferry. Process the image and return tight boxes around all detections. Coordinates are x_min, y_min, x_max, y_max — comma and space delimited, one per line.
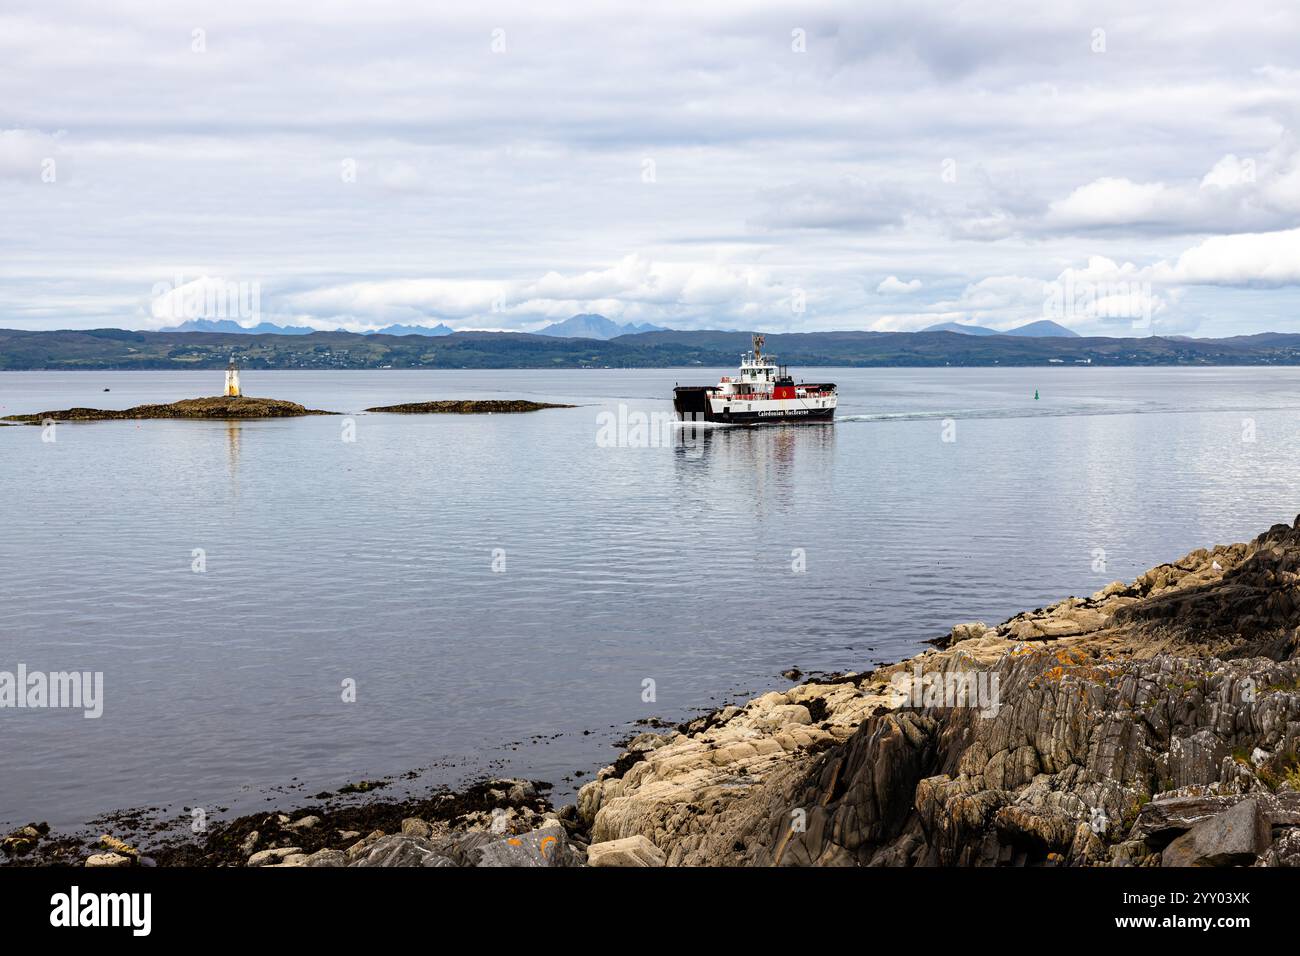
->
672, 334, 837, 424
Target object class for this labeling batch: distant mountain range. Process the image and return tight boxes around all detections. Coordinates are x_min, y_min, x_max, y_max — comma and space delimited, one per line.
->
368, 323, 455, 337
161, 314, 1080, 341
160, 318, 455, 337
162, 314, 660, 338
534, 313, 666, 339
922, 320, 1080, 338
8, 326, 1300, 370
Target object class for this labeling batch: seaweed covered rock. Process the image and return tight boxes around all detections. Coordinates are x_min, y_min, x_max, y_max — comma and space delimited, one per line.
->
364, 400, 572, 414
3, 396, 335, 423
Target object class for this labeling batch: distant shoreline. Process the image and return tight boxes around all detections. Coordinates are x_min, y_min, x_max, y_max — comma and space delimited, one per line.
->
5, 327, 1300, 370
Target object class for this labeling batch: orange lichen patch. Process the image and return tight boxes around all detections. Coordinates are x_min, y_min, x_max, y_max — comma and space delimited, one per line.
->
1026, 646, 1124, 690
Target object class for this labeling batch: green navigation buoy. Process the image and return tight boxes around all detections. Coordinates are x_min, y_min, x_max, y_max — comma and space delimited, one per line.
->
1034, 388, 1039, 400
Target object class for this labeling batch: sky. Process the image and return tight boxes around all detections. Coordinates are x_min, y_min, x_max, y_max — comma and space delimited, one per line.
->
2, 0, 1300, 337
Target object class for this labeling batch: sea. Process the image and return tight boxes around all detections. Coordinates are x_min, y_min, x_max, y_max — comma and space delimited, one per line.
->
2, 366, 1298, 829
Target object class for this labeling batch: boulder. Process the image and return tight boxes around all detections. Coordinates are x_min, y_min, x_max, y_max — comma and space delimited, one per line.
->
2, 837, 37, 856
85, 853, 133, 868
950, 622, 989, 643
246, 846, 303, 867
1161, 799, 1270, 867
1036, 619, 1086, 638
586, 835, 666, 867
475, 828, 571, 867
1, 823, 47, 856
1091, 581, 1129, 601
434, 831, 498, 867
504, 780, 537, 803
625, 732, 673, 753
1258, 827, 1300, 866
304, 848, 347, 867
346, 834, 458, 867
400, 817, 431, 839
754, 704, 812, 731
1124, 793, 1300, 842
1130, 796, 1240, 841
344, 830, 386, 861
285, 815, 321, 831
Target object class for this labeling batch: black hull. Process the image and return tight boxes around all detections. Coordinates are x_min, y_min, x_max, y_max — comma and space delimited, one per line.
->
673, 386, 835, 425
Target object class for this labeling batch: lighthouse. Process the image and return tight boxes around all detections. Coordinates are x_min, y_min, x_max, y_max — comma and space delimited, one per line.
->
224, 356, 241, 397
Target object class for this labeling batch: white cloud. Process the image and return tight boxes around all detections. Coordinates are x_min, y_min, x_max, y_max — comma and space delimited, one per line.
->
1201, 154, 1256, 188
937, 275, 1045, 314
877, 276, 922, 294
519, 256, 780, 308
1043, 143, 1300, 236
1046, 178, 1183, 229
1152, 227, 1300, 286
276, 255, 792, 328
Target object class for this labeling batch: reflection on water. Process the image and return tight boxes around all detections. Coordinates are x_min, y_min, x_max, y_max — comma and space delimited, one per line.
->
675, 421, 835, 459
226, 420, 241, 486
675, 423, 836, 519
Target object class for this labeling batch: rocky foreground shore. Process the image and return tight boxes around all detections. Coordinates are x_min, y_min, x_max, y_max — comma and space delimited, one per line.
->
577, 516, 1300, 867
8, 517, 1300, 867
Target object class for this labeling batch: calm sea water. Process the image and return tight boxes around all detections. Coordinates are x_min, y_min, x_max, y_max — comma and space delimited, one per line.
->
2, 366, 1299, 830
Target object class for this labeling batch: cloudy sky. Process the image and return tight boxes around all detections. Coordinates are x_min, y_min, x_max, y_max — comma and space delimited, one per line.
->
3, 0, 1300, 337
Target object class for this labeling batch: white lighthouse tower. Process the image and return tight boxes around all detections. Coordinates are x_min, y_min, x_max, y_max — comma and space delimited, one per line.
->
224, 356, 241, 397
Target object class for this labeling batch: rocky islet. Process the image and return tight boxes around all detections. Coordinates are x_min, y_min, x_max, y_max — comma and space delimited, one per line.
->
1, 395, 575, 423
363, 399, 574, 414
2, 395, 335, 423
